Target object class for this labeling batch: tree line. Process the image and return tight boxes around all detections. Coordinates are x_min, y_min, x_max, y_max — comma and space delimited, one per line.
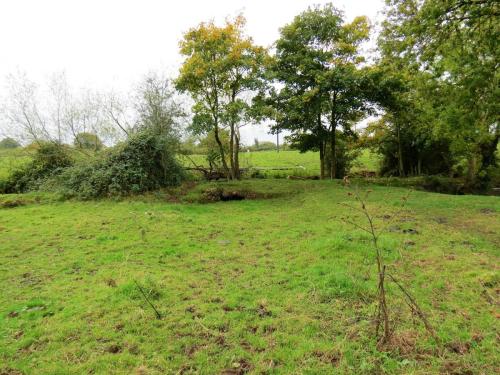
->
1, 1, 498, 189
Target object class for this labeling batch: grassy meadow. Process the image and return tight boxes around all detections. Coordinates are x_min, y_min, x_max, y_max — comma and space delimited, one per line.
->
1, 178, 499, 374
0, 149, 33, 180
0, 148, 380, 182
183, 149, 380, 178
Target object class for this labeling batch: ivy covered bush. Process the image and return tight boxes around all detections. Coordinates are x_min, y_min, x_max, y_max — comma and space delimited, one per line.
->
2, 142, 73, 193
58, 131, 185, 199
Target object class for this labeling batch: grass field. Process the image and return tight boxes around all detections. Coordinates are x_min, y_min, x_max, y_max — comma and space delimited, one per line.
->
182, 149, 380, 178
0, 148, 380, 182
0, 149, 33, 180
1, 180, 499, 374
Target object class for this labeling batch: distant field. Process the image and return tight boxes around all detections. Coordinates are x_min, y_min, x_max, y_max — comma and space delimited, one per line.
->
0, 149, 33, 180
182, 149, 381, 177
1, 180, 498, 373
0, 148, 381, 182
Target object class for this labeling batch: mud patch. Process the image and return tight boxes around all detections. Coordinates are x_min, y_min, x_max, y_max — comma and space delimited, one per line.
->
0, 368, 24, 375
311, 349, 341, 366
221, 358, 253, 374
200, 187, 278, 203
106, 344, 122, 354
0, 199, 26, 208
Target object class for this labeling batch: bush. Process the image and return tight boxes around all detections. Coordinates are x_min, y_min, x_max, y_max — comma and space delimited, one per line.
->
421, 176, 465, 195
0, 137, 21, 149
2, 142, 73, 193
59, 131, 184, 199
74, 132, 104, 151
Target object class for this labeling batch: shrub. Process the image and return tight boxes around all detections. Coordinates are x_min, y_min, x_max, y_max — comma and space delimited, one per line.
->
2, 142, 73, 193
74, 132, 104, 151
0, 137, 21, 149
59, 131, 184, 199
421, 175, 465, 195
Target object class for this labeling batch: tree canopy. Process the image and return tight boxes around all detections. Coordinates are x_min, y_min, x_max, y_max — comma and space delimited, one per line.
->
176, 15, 267, 179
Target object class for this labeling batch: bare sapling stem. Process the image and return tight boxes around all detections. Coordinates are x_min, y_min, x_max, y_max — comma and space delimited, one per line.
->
134, 280, 162, 320
340, 186, 434, 345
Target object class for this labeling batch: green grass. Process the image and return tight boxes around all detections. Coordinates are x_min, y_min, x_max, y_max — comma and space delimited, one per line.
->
1, 180, 499, 374
1, 148, 380, 182
181, 149, 381, 178
0, 148, 33, 180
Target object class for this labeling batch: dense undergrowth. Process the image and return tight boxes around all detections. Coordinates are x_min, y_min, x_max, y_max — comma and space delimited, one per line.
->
0, 132, 185, 199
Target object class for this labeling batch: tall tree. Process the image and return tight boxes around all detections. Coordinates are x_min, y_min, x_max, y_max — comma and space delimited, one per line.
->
380, 0, 499, 186
269, 4, 371, 179
176, 15, 267, 179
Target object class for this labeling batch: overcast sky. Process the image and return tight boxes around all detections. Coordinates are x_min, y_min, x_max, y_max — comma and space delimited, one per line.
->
0, 0, 385, 143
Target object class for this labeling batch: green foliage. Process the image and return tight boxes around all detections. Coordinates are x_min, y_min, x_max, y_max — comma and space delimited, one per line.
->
363, 118, 454, 177
135, 73, 185, 139
74, 132, 104, 151
242, 139, 277, 152
379, 0, 499, 186
288, 131, 360, 178
194, 130, 230, 172
2, 142, 73, 193
0, 137, 21, 149
59, 131, 184, 199
265, 3, 374, 179
176, 15, 268, 179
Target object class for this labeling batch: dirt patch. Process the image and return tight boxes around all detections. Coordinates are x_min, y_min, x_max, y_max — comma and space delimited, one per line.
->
0, 199, 26, 208
221, 358, 253, 374
199, 186, 277, 203
311, 349, 341, 366
0, 368, 24, 375
383, 331, 418, 355
445, 341, 471, 355
257, 302, 272, 318
106, 344, 122, 354
441, 361, 474, 375
201, 187, 245, 202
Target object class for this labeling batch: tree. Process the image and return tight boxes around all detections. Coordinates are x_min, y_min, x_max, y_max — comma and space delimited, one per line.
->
268, 4, 372, 179
0, 137, 21, 149
379, 0, 499, 187
176, 15, 267, 179
1, 72, 50, 143
134, 73, 186, 147
1, 72, 110, 146
74, 132, 104, 151
198, 129, 231, 172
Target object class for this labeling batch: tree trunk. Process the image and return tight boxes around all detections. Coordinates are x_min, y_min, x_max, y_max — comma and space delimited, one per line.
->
330, 93, 337, 179
330, 130, 336, 179
213, 123, 230, 179
228, 124, 236, 180
234, 130, 241, 179
478, 133, 499, 173
276, 131, 280, 153
397, 124, 404, 177
466, 154, 477, 185
319, 141, 325, 180
227, 89, 238, 180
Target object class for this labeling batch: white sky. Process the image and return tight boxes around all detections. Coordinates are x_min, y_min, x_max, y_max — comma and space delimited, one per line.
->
0, 0, 384, 143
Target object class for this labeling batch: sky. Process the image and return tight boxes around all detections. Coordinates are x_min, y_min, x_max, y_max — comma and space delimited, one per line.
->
0, 0, 385, 143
